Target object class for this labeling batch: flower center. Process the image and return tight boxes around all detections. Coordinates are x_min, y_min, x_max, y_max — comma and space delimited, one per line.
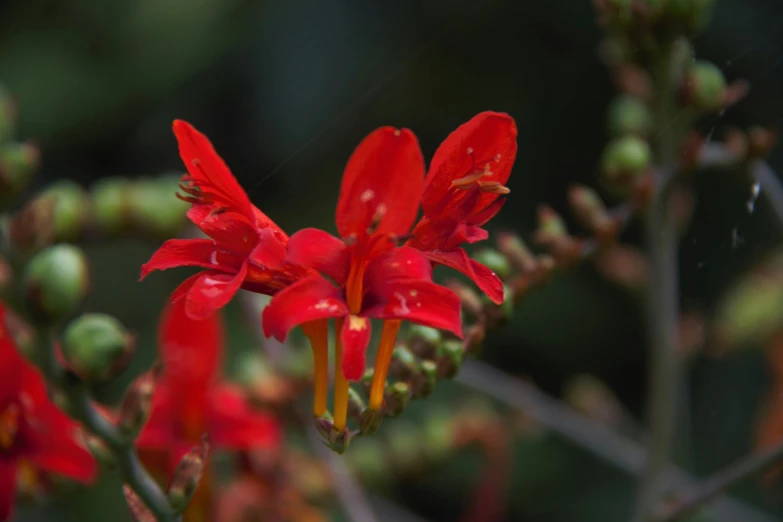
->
0, 404, 20, 449
450, 149, 509, 195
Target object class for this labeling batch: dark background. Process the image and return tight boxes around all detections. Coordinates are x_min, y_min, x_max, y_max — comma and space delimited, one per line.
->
5, 0, 783, 520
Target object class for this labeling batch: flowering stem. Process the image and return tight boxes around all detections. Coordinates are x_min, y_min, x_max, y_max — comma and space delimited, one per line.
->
631, 40, 687, 522
38, 330, 180, 522
457, 361, 776, 522
659, 439, 783, 521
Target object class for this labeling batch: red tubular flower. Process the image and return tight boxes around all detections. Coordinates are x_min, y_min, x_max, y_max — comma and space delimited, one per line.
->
262, 127, 463, 431
137, 296, 280, 522
140, 121, 311, 320
0, 304, 97, 521
407, 112, 518, 304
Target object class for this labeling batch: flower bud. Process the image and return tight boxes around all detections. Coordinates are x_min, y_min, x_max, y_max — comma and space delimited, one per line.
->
383, 381, 410, 417
360, 406, 384, 435
117, 367, 158, 438
39, 181, 90, 242
411, 360, 437, 398
607, 95, 652, 137
84, 433, 117, 470
684, 61, 727, 113
128, 176, 189, 238
90, 177, 131, 236
668, 0, 715, 32
389, 345, 419, 380
0, 254, 10, 298
601, 136, 651, 184
407, 324, 442, 359
447, 281, 483, 318
23, 244, 89, 324
496, 232, 537, 273
563, 374, 623, 426
483, 284, 514, 328
168, 437, 209, 513
472, 249, 511, 280
123, 485, 155, 522
436, 340, 464, 379
328, 425, 351, 454
62, 314, 134, 382
568, 185, 616, 239
0, 141, 40, 208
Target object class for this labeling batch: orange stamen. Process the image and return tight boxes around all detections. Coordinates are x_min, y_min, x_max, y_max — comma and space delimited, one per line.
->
301, 319, 330, 417
333, 317, 349, 432
451, 170, 487, 188
0, 405, 19, 449
477, 180, 510, 194
369, 320, 402, 410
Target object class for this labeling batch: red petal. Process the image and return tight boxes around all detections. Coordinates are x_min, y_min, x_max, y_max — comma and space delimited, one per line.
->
364, 247, 433, 293
159, 295, 222, 392
136, 385, 176, 450
247, 228, 288, 270
187, 206, 258, 255
25, 426, 97, 483
423, 112, 517, 217
286, 228, 349, 284
185, 264, 248, 320
140, 239, 244, 281
442, 222, 489, 250
425, 249, 504, 304
261, 275, 348, 341
170, 273, 202, 304
0, 308, 24, 405
340, 315, 372, 381
0, 460, 17, 522
336, 127, 425, 238
208, 386, 280, 449
364, 279, 463, 337
173, 120, 256, 223
470, 198, 506, 227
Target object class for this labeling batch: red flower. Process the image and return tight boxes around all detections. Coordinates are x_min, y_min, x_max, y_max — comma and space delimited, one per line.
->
407, 112, 518, 304
140, 121, 311, 320
136, 296, 280, 467
261, 127, 463, 431
0, 303, 97, 521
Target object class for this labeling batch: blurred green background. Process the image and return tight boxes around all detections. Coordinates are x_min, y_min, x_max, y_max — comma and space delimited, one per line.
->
5, 0, 783, 520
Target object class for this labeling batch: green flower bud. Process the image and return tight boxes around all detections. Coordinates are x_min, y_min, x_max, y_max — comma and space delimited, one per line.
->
360, 407, 384, 435
601, 136, 651, 182
168, 440, 208, 513
411, 360, 437, 398
90, 177, 130, 236
687, 61, 727, 112
39, 181, 89, 242
23, 245, 89, 324
473, 249, 512, 280
384, 381, 410, 417
117, 368, 158, 439
128, 176, 188, 238
62, 314, 134, 381
408, 324, 442, 359
607, 96, 652, 137
0, 141, 40, 208
436, 340, 465, 379
0, 85, 17, 144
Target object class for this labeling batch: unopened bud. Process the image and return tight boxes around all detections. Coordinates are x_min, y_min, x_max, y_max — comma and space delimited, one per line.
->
447, 281, 483, 318
464, 322, 487, 355
601, 136, 651, 185
62, 314, 134, 381
360, 407, 384, 435
38, 181, 89, 242
384, 381, 410, 417
129, 176, 189, 238
328, 425, 351, 454
123, 485, 155, 522
748, 127, 777, 159
407, 324, 442, 359
568, 185, 615, 239
668, 0, 715, 32
84, 434, 116, 470
91, 177, 131, 236
2, 308, 36, 361
168, 437, 209, 513
389, 345, 419, 380
483, 284, 514, 328
117, 368, 158, 438
496, 232, 537, 273
594, 245, 649, 291
313, 412, 334, 440
563, 374, 623, 426
536, 206, 567, 238
607, 95, 652, 137
684, 61, 727, 113
0, 141, 39, 208
436, 340, 465, 379
23, 244, 89, 324
0, 254, 10, 297
472, 249, 511, 280
411, 360, 437, 398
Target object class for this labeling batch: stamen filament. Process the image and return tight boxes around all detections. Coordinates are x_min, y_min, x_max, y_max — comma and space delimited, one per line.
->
345, 260, 366, 315
301, 319, 330, 417
369, 320, 402, 410
333, 317, 349, 432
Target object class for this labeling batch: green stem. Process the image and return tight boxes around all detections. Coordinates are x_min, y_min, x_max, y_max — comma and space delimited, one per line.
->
40, 330, 180, 522
631, 40, 687, 522
659, 441, 783, 521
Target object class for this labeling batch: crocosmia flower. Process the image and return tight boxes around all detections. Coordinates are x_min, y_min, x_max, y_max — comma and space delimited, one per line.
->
140, 121, 311, 319
407, 112, 518, 304
137, 296, 280, 521
0, 304, 97, 521
262, 128, 463, 432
